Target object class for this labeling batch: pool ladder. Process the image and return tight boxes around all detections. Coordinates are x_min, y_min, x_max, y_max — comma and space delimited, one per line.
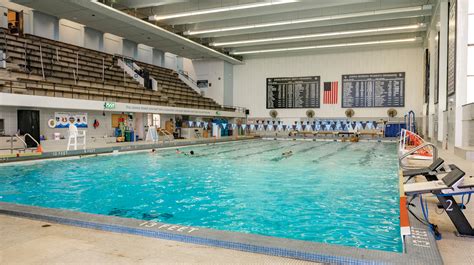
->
1, 133, 40, 154
398, 142, 438, 169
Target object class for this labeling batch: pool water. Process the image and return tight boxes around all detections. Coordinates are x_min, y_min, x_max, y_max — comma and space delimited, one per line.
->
0, 140, 402, 252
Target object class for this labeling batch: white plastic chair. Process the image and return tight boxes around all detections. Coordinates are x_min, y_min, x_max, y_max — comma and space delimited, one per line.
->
67, 123, 86, 151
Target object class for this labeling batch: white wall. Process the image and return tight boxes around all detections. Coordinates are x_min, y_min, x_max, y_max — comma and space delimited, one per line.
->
84, 27, 103, 51
103, 33, 123, 55
233, 46, 424, 119
164, 52, 178, 70
58, 19, 84, 47
153, 49, 164, 67
0, 106, 113, 139
182, 58, 197, 79
137, 44, 153, 64
223, 62, 233, 106
0, 106, 17, 135
123, 39, 137, 58
33, 10, 58, 40
190, 60, 225, 105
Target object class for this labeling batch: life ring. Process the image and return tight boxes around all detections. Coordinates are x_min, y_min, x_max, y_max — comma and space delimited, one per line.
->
47, 119, 57, 128
93, 119, 100, 129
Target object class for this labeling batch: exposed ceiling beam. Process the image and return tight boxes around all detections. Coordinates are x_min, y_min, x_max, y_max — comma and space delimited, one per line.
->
115, 0, 188, 9
12, 0, 243, 64
210, 23, 426, 47
230, 37, 422, 55
148, 0, 298, 21
185, 5, 432, 37
153, 0, 373, 25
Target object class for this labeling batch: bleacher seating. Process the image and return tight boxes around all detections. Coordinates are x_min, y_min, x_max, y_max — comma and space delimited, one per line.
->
0, 30, 228, 111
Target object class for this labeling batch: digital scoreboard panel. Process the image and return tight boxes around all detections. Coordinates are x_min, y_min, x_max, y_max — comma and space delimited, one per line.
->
266, 76, 320, 109
341, 72, 405, 108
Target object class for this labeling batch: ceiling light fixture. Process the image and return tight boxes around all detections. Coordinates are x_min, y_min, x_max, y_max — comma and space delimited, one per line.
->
211, 24, 425, 47
230, 37, 421, 55
185, 5, 431, 36
149, 0, 298, 21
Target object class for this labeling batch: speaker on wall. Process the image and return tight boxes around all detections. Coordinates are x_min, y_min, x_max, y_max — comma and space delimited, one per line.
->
245, 109, 250, 115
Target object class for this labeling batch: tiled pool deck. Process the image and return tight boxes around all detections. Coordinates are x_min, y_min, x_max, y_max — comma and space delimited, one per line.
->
0, 201, 442, 265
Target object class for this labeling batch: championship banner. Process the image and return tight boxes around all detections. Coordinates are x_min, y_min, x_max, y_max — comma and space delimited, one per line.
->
54, 112, 88, 128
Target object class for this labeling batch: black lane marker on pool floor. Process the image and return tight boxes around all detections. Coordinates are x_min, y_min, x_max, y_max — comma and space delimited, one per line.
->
230, 142, 306, 160
158, 140, 253, 157
269, 142, 332, 162
188, 140, 274, 158
311, 143, 352, 163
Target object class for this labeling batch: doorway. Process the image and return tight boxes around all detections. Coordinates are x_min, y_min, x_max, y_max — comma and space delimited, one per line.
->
7, 9, 23, 35
17, 110, 40, 147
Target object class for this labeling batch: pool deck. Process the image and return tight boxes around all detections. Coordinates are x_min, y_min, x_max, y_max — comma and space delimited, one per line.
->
0, 139, 473, 264
0, 214, 316, 265
412, 148, 474, 265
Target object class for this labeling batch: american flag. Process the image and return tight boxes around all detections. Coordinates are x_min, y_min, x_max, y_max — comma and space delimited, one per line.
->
323, 81, 338, 104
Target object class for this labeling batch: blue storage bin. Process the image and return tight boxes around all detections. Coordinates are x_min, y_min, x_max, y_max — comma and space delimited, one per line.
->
384, 123, 406, 137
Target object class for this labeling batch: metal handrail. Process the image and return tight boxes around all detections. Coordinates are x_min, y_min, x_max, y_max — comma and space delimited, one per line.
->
399, 142, 438, 169
15, 132, 39, 149
177, 69, 197, 85
24, 133, 40, 147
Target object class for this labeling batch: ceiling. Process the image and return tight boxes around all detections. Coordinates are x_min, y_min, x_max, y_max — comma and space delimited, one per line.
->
12, 0, 243, 64
13, 0, 437, 62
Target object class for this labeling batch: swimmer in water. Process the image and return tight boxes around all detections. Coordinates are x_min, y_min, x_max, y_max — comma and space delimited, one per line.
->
176, 149, 182, 154
184, 150, 195, 156
281, 150, 293, 157
151, 148, 156, 153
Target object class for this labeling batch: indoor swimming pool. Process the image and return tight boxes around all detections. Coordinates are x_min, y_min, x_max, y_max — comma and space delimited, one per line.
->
0, 140, 402, 252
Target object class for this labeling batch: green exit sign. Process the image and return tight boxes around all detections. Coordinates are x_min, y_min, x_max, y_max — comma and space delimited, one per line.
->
104, 102, 116, 109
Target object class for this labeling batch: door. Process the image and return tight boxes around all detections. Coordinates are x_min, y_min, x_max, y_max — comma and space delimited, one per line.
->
17, 110, 40, 147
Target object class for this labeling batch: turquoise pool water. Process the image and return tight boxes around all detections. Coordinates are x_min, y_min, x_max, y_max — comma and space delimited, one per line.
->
0, 140, 401, 252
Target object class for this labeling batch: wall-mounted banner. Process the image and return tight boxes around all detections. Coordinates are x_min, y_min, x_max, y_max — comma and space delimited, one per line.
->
54, 112, 88, 128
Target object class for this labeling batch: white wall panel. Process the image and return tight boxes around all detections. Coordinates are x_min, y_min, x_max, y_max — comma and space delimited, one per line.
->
33, 11, 58, 40
123, 39, 137, 58
103, 33, 122, 55
58, 19, 84, 47
233, 46, 424, 119
190, 60, 224, 105
137, 44, 153, 64
84, 27, 103, 51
